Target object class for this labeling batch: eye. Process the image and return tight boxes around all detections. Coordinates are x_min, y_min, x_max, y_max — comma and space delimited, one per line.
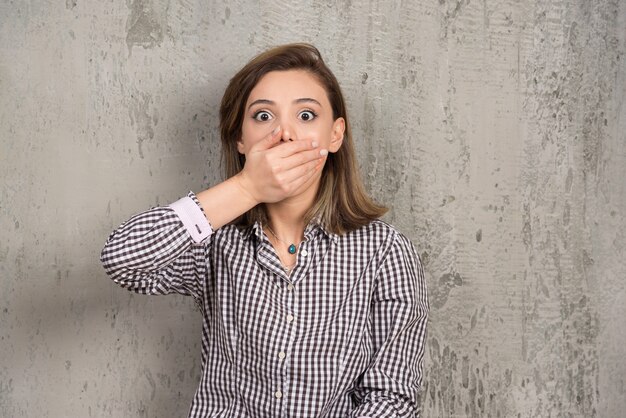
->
253, 111, 273, 122
298, 110, 317, 121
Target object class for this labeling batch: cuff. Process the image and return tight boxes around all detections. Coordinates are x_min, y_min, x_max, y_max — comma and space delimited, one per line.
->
168, 195, 212, 243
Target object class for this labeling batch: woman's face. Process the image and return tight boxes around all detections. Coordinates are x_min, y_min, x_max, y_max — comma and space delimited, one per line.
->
238, 69, 345, 154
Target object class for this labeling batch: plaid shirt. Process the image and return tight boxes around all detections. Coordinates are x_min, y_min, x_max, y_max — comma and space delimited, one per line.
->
100, 192, 428, 417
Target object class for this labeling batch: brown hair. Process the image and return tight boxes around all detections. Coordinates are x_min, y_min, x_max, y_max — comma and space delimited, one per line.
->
219, 43, 387, 234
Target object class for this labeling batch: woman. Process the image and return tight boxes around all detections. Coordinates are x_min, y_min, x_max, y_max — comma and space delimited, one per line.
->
101, 43, 428, 418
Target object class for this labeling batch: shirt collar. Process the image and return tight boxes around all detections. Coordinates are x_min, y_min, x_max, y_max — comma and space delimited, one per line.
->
306, 216, 339, 244
244, 217, 339, 244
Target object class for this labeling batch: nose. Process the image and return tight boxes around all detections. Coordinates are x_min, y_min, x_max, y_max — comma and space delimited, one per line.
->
280, 124, 296, 142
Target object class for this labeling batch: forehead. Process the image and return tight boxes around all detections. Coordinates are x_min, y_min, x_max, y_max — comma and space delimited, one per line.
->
247, 70, 329, 105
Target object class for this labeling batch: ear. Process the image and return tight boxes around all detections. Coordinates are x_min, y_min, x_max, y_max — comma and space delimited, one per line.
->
329, 117, 345, 153
236, 138, 245, 154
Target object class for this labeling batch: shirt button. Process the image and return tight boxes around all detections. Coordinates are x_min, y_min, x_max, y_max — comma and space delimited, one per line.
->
275, 390, 283, 399
301, 249, 308, 257
287, 284, 294, 291
286, 314, 294, 323
278, 351, 286, 359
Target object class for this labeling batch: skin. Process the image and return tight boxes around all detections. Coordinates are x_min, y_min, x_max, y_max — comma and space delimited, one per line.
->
196, 69, 345, 269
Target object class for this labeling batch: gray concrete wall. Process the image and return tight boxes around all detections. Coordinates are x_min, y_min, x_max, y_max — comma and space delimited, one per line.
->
1, 0, 624, 417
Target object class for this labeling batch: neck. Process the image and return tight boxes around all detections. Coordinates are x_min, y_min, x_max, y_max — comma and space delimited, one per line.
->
265, 178, 320, 243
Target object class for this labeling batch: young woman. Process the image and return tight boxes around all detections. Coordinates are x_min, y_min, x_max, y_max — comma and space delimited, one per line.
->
101, 43, 428, 418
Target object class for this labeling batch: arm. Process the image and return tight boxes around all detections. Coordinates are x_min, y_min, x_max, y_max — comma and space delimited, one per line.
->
349, 232, 429, 418
101, 127, 326, 298
100, 176, 263, 298
100, 192, 217, 300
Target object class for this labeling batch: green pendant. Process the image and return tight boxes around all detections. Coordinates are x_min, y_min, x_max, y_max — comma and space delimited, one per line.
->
288, 244, 297, 254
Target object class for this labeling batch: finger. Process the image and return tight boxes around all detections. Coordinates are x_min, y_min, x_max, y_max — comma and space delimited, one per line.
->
272, 138, 320, 158
252, 126, 282, 151
283, 156, 326, 190
289, 161, 324, 197
281, 147, 328, 171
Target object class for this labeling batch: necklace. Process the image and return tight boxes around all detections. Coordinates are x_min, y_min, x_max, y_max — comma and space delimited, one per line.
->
266, 225, 298, 255
283, 261, 296, 273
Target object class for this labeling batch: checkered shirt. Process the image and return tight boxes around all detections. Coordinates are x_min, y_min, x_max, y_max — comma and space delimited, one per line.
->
100, 192, 429, 417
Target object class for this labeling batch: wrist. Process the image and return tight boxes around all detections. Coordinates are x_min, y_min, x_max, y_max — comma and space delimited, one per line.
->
232, 172, 260, 206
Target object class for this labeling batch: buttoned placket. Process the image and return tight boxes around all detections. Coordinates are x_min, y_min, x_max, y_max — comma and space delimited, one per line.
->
253, 225, 297, 409
276, 238, 312, 414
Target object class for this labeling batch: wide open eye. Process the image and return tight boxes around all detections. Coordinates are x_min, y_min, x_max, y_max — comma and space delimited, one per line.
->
253, 111, 273, 122
298, 110, 317, 121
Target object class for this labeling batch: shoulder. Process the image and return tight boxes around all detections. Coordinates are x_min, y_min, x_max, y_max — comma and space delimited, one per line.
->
341, 219, 416, 258
344, 218, 409, 243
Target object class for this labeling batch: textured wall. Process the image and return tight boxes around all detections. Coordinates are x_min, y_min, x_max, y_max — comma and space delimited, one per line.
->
1, 0, 624, 417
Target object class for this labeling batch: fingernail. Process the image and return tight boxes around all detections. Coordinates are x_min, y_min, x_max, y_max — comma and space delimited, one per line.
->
320, 149, 328, 156
312, 141, 319, 148
272, 126, 280, 135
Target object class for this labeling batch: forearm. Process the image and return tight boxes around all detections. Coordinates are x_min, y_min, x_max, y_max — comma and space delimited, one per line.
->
195, 174, 259, 230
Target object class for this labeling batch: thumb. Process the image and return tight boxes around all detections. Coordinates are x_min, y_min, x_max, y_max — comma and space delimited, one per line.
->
254, 126, 282, 151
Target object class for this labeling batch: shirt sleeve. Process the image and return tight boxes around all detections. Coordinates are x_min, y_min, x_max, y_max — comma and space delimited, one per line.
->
348, 231, 429, 418
100, 191, 213, 301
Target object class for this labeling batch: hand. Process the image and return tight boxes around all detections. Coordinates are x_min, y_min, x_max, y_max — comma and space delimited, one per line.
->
235, 127, 327, 204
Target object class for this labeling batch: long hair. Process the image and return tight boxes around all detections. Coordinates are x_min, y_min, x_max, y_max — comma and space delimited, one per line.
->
219, 43, 387, 235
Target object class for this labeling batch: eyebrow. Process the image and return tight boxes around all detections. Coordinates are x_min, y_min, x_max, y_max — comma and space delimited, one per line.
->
247, 97, 322, 110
